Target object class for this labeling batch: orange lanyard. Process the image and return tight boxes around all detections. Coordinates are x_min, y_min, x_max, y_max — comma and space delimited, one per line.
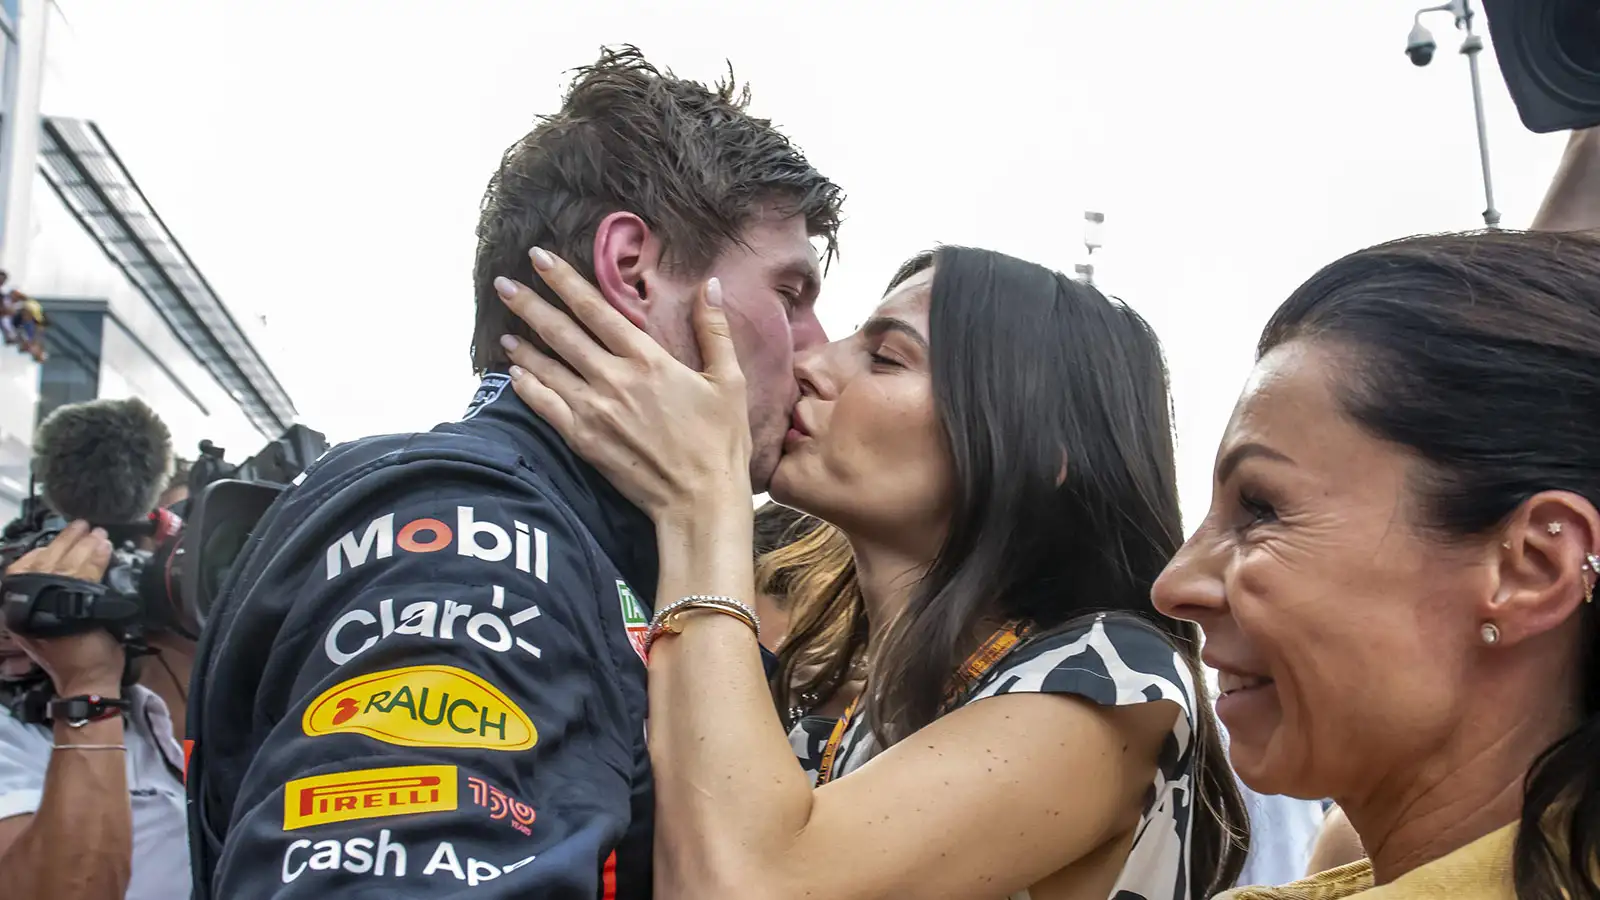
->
813, 620, 1032, 786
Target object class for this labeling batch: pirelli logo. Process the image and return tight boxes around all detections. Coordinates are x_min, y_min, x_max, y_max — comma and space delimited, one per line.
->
283, 764, 458, 831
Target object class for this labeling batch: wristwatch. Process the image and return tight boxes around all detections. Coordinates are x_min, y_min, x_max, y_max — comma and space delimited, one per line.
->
48, 694, 130, 728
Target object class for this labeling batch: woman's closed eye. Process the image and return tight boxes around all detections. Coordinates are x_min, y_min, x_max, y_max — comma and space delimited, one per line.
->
869, 350, 904, 370
1237, 491, 1279, 530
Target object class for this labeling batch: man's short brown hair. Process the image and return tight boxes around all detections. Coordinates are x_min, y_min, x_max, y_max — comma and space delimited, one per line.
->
470, 46, 845, 373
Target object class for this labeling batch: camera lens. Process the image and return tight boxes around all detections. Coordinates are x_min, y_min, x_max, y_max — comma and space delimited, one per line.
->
1552, 0, 1600, 74
193, 517, 254, 624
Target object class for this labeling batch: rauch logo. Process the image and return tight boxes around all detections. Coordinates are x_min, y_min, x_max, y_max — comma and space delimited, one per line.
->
283, 764, 458, 831
326, 507, 550, 582
302, 665, 536, 751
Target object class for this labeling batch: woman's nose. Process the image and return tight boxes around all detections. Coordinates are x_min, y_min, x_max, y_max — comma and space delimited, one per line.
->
794, 338, 844, 400
1152, 529, 1229, 624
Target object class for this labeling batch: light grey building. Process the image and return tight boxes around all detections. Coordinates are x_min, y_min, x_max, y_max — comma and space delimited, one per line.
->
0, 0, 295, 518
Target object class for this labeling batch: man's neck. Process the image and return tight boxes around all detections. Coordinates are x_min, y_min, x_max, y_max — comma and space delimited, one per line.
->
138, 631, 195, 744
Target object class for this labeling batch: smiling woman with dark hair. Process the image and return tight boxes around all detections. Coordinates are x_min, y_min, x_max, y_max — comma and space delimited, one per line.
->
495, 244, 1247, 900
1157, 228, 1600, 900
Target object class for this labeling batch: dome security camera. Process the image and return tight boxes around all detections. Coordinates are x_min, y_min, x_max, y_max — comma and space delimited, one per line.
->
1407, 21, 1438, 66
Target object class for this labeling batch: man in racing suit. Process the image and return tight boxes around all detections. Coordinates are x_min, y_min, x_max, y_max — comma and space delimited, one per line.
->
186, 46, 842, 899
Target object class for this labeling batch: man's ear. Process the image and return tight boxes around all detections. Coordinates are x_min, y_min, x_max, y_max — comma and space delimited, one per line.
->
1488, 490, 1600, 647
593, 212, 664, 330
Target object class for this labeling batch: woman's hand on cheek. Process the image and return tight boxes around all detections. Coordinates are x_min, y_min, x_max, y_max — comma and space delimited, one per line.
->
496, 247, 754, 521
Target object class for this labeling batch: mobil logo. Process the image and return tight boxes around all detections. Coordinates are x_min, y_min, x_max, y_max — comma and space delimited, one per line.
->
326, 506, 550, 582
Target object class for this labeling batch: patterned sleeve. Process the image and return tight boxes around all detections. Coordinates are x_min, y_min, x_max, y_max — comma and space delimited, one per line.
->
968, 614, 1202, 900
967, 614, 1196, 754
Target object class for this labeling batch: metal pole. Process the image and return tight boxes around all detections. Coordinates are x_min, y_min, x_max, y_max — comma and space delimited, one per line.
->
0, 7, 21, 258
1459, 2, 1501, 228
1078, 211, 1104, 286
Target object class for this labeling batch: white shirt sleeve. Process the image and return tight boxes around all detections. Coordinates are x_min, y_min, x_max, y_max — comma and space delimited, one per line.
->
0, 708, 51, 821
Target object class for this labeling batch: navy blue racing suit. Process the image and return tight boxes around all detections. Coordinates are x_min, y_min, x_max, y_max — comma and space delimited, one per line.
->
187, 375, 662, 898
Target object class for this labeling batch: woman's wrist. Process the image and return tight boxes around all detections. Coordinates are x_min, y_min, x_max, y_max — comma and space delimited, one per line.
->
653, 477, 754, 535
656, 505, 753, 561
653, 488, 756, 605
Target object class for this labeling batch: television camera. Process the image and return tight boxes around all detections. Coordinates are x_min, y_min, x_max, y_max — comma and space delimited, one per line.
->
0, 423, 327, 644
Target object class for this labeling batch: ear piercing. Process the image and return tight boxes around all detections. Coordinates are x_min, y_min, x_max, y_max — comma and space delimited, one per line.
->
1489, 540, 1600, 633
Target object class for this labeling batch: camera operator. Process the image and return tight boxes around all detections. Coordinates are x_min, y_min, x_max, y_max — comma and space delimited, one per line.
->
0, 520, 191, 900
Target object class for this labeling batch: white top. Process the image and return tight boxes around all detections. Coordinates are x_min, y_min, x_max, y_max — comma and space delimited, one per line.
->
0, 683, 191, 899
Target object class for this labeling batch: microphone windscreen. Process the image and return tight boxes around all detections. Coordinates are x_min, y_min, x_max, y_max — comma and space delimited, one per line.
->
33, 398, 173, 525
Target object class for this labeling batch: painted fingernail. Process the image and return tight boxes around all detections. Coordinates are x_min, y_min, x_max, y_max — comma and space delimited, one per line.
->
509, 365, 526, 379
499, 334, 518, 352
530, 247, 554, 271
706, 277, 723, 308
494, 276, 518, 300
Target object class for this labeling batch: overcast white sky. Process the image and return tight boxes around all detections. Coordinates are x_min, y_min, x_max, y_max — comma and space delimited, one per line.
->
48, 0, 1575, 529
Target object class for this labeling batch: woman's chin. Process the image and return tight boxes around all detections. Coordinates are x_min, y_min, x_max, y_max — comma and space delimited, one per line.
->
767, 458, 800, 506
767, 455, 816, 512
1228, 739, 1309, 800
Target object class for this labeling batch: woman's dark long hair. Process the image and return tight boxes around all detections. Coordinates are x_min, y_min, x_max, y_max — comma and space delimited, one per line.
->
859, 245, 1248, 896
1258, 229, 1600, 900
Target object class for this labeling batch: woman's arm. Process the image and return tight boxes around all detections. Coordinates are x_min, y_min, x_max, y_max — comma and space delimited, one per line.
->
1532, 127, 1600, 232
647, 505, 1179, 900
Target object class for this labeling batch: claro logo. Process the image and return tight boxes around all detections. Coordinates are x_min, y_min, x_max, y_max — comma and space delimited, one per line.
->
326, 507, 550, 582
302, 665, 536, 751
323, 585, 542, 666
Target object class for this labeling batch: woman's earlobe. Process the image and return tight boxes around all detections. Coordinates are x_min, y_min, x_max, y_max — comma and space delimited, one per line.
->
1486, 492, 1600, 645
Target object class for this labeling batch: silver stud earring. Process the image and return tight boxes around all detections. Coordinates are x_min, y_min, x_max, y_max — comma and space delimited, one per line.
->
1481, 622, 1501, 645
1585, 553, 1600, 574
1502, 540, 1512, 549
1549, 522, 1564, 535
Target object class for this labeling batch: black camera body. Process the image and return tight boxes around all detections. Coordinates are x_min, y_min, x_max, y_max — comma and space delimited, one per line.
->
1482, 0, 1600, 132
177, 424, 328, 627
0, 423, 327, 645
0, 499, 173, 641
